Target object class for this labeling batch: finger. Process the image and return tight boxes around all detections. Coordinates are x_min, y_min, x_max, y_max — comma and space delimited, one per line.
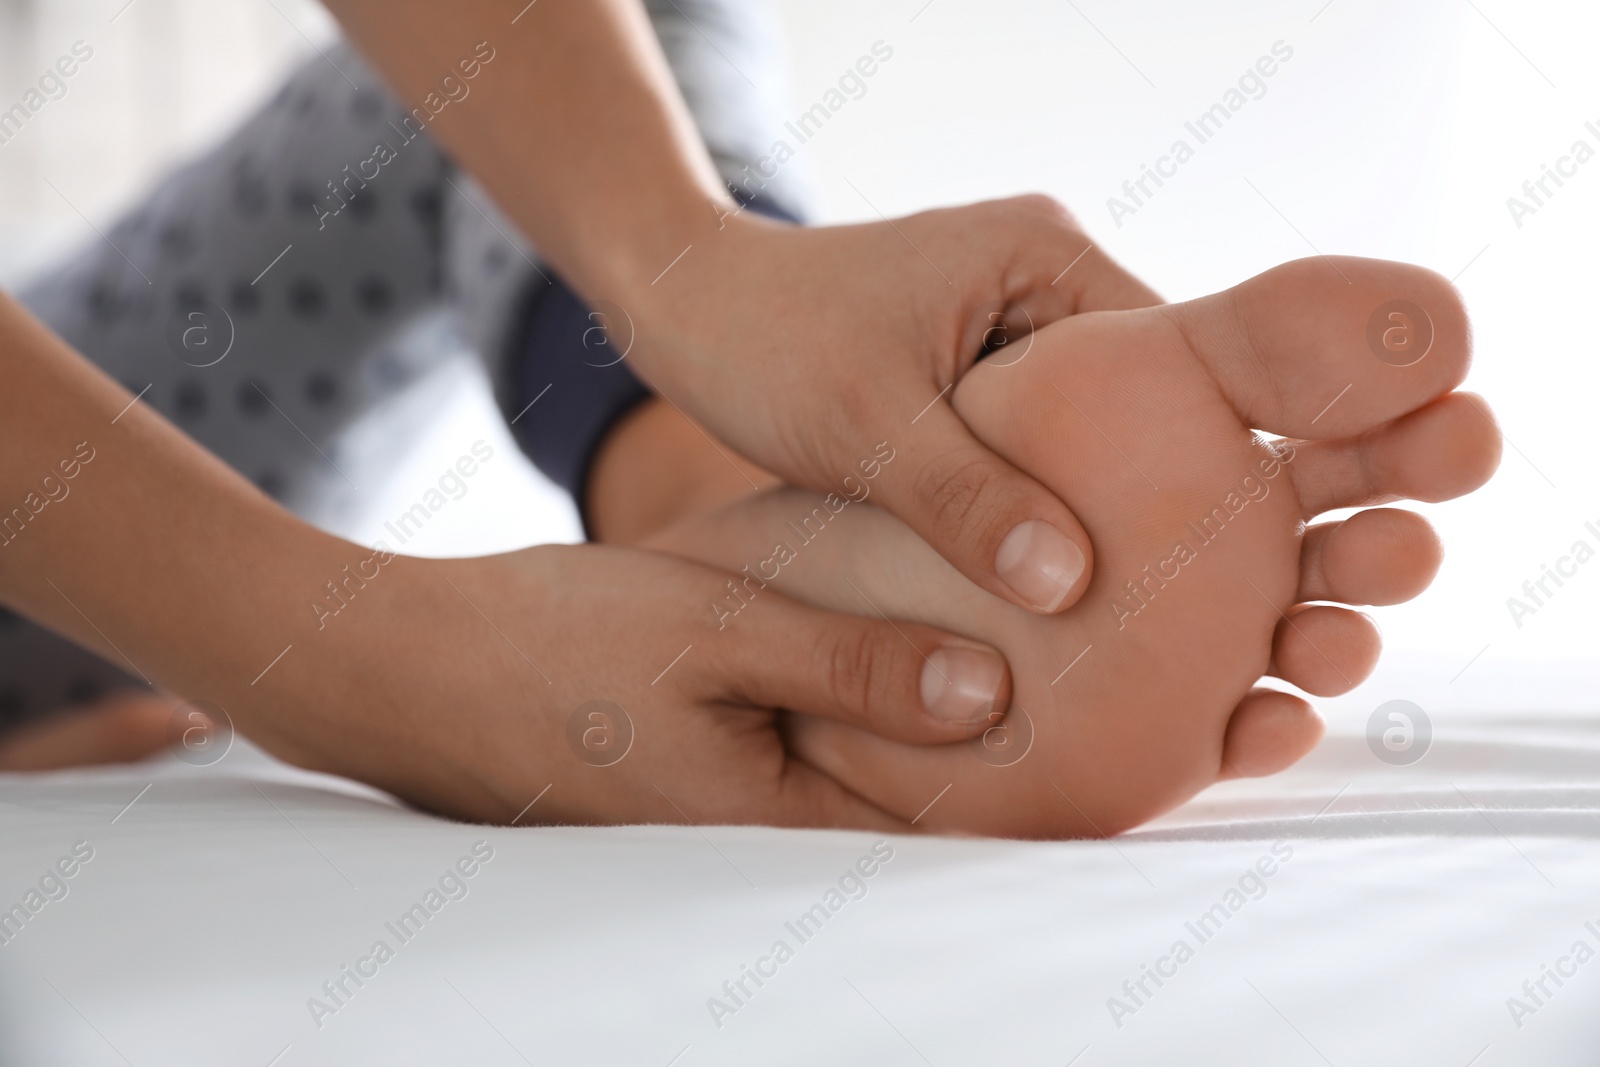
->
1298, 509, 1443, 606
555, 756, 907, 833
1267, 604, 1381, 697
1216, 688, 1325, 781
876, 402, 1093, 614
1288, 392, 1503, 517
712, 589, 1014, 743
1167, 255, 1471, 440
761, 759, 914, 833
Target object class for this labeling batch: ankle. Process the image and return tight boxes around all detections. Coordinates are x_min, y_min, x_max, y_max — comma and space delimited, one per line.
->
586, 399, 775, 544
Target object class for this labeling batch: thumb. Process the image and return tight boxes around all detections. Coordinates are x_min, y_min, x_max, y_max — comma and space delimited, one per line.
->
719, 590, 1012, 744
875, 402, 1094, 614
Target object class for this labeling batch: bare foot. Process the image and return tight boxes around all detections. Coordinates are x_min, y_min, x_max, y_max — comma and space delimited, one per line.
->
644, 256, 1500, 837
0, 691, 172, 771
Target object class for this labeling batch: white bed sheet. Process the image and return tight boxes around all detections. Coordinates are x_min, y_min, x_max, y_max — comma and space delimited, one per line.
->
2, 711, 1598, 1067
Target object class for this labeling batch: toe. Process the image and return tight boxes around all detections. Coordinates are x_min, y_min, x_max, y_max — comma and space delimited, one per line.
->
1268, 604, 1381, 697
0, 690, 173, 771
1217, 688, 1325, 780
1288, 392, 1503, 516
1297, 508, 1443, 605
1165, 255, 1471, 440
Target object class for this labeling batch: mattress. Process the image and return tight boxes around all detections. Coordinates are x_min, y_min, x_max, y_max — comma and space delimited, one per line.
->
2, 707, 1597, 1066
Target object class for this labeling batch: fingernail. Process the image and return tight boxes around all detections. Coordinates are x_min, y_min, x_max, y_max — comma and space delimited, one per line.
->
995, 519, 1085, 612
921, 647, 1005, 724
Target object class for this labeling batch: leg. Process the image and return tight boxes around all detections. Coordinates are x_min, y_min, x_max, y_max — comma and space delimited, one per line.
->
18, 44, 451, 503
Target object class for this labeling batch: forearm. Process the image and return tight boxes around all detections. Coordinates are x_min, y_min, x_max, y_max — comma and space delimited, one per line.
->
0, 294, 385, 759
324, 0, 733, 302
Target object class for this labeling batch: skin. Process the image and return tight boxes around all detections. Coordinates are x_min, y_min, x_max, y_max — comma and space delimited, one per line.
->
600, 255, 1501, 837
0, 692, 174, 772
25, 1, 1477, 837
0, 292, 998, 828
0, 0, 1156, 821
2, 251, 1501, 839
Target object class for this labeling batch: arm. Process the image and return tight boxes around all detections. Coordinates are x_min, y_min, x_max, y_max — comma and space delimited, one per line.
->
322, 0, 721, 302
0, 293, 468, 800
324, 0, 1159, 615
0, 291, 1009, 824
0, 293, 342, 728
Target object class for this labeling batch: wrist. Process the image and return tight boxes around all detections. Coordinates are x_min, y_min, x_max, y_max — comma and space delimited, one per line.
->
570, 180, 740, 305
264, 547, 583, 819
156, 517, 402, 754
234, 547, 511, 810
600, 206, 788, 360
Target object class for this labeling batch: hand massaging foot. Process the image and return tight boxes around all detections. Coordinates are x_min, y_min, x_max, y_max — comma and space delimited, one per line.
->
641, 256, 1501, 837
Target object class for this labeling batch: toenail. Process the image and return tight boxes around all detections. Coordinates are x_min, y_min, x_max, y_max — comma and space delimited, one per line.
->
995, 520, 1085, 613
920, 647, 1005, 724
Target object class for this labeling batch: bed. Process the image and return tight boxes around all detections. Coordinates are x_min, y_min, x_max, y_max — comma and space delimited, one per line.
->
3, 690, 1596, 1067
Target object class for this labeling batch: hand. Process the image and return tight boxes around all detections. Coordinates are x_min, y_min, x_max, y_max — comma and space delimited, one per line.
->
323, 2, 1147, 613
622, 195, 1162, 615
0, 273, 1013, 830
264, 542, 1012, 827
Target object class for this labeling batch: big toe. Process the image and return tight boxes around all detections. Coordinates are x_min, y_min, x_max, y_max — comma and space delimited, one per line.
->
1166, 255, 1471, 441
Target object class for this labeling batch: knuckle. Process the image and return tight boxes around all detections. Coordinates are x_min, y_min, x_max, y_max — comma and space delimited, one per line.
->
822, 623, 888, 719
913, 453, 1002, 552
1008, 192, 1081, 232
